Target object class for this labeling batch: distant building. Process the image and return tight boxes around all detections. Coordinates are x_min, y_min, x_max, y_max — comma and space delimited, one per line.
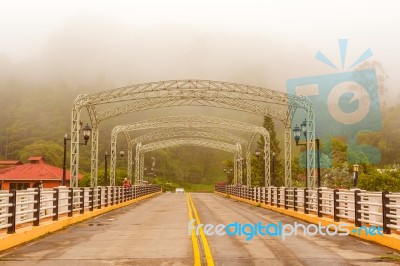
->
0, 156, 83, 190
0, 160, 23, 169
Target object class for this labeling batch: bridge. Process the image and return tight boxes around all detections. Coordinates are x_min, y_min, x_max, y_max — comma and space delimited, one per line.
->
1, 80, 400, 264
0, 186, 399, 265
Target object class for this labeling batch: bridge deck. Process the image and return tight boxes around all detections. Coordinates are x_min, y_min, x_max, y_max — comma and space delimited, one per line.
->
0, 193, 397, 265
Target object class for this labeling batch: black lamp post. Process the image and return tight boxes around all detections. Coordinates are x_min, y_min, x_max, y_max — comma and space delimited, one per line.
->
293, 121, 308, 188
293, 119, 321, 188
353, 163, 359, 188
62, 123, 92, 186
104, 149, 125, 186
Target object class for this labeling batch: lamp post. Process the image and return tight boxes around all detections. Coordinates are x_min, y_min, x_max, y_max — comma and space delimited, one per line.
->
62, 123, 92, 186
293, 119, 322, 188
293, 121, 308, 188
104, 150, 125, 186
272, 152, 276, 187
353, 164, 359, 188
224, 168, 233, 184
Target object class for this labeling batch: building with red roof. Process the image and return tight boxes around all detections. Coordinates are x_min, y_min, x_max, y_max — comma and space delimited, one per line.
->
0, 160, 23, 169
0, 156, 83, 190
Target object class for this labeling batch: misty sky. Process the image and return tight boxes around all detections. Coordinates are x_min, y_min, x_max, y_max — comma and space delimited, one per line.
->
1, 0, 399, 102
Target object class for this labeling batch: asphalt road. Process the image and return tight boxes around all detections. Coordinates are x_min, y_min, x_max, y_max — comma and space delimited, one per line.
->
0, 193, 398, 265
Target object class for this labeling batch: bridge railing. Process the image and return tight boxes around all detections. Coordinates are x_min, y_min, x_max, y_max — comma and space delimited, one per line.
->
215, 185, 400, 234
0, 185, 162, 235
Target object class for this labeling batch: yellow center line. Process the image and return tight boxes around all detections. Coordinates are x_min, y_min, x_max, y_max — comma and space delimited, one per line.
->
186, 193, 201, 266
188, 193, 215, 266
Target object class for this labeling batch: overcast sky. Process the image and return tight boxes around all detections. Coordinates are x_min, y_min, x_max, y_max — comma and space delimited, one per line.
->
1, 0, 399, 101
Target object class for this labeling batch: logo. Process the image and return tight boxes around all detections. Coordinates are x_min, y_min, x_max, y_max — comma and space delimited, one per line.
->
188, 220, 383, 241
286, 39, 382, 164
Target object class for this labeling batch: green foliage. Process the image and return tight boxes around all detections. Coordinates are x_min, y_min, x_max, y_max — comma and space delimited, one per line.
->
18, 140, 64, 166
358, 169, 400, 192
252, 116, 284, 186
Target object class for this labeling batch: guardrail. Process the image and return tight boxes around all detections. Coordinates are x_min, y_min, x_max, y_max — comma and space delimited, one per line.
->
215, 185, 400, 234
0, 185, 161, 235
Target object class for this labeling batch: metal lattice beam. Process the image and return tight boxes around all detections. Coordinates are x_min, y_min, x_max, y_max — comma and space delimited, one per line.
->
70, 80, 315, 188
126, 128, 249, 184
109, 116, 270, 187
136, 138, 240, 185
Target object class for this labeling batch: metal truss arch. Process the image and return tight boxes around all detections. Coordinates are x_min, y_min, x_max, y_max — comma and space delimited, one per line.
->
70, 80, 315, 188
136, 138, 240, 185
109, 116, 270, 187
124, 128, 248, 181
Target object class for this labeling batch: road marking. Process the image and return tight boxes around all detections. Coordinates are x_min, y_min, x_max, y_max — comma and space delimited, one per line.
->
188, 193, 215, 266
186, 194, 201, 266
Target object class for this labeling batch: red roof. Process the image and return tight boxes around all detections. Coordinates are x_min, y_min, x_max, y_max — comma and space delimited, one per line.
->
0, 161, 83, 181
0, 160, 23, 165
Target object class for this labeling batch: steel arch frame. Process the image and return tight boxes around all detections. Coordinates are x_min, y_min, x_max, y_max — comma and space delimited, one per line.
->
109, 116, 270, 187
124, 127, 248, 182
136, 138, 240, 185
70, 79, 315, 188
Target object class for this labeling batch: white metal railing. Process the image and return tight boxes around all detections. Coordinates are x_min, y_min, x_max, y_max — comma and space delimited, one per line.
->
215, 185, 400, 234
0, 185, 161, 235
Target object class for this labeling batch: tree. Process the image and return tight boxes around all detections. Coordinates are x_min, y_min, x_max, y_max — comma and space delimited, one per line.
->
18, 140, 64, 166
252, 116, 283, 186
359, 169, 400, 192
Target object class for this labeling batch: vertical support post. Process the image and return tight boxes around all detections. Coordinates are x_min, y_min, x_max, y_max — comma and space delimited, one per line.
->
105, 187, 109, 207
90, 188, 94, 211
277, 188, 280, 208
68, 188, 74, 217
98, 187, 102, 209
293, 188, 297, 211
316, 138, 321, 188
7, 189, 17, 234
333, 189, 339, 222
283, 187, 288, 210
317, 188, 322, 217
271, 187, 274, 206
62, 135, 68, 186
33, 188, 41, 226
354, 189, 361, 227
382, 191, 391, 234
127, 142, 133, 182
111, 187, 114, 206
264, 187, 268, 204
263, 133, 270, 187
80, 188, 85, 214
70, 103, 81, 188
304, 188, 308, 214
53, 188, 59, 221
90, 126, 99, 188
110, 128, 119, 187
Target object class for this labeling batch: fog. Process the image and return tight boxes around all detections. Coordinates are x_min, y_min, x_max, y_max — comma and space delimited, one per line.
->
0, 0, 399, 103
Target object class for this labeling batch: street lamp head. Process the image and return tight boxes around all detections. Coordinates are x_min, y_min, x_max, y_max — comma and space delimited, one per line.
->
293, 125, 301, 145
119, 150, 125, 157
82, 124, 92, 144
301, 119, 307, 139
255, 148, 261, 157
353, 163, 359, 173
224, 168, 227, 173
272, 152, 276, 157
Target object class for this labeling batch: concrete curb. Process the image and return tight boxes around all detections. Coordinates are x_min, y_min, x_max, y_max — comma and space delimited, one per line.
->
0, 191, 162, 252
214, 191, 400, 251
